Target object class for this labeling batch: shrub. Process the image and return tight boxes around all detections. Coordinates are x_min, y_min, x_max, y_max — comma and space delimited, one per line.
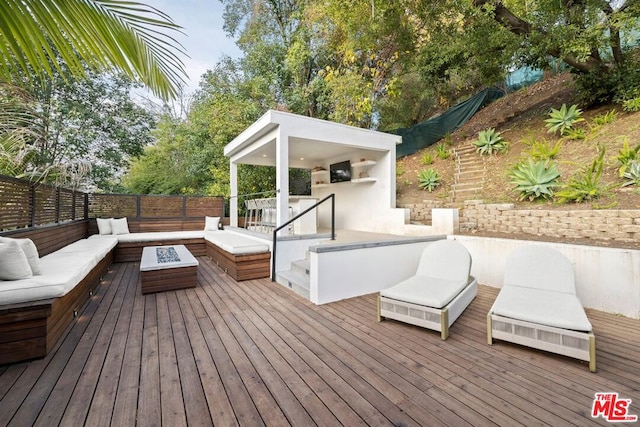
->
421, 153, 434, 165
545, 104, 584, 135
418, 168, 441, 191
592, 109, 617, 126
473, 128, 508, 155
622, 161, 640, 187
575, 64, 640, 106
616, 138, 640, 177
436, 143, 450, 160
509, 158, 560, 201
622, 97, 640, 112
556, 146, 607, 203
524, 139, 561, 160
562, 127, 587, 140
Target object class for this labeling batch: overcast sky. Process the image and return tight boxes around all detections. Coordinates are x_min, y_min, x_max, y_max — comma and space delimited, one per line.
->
144, 0, 242, 94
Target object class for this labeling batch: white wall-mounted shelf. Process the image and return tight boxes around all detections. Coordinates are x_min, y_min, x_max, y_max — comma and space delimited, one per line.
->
311, 169, 329, 188
351, 177, 377, 184
351, 160, 376, 168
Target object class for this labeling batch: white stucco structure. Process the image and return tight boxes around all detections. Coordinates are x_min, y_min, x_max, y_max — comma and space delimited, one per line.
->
224, 110, 414, 235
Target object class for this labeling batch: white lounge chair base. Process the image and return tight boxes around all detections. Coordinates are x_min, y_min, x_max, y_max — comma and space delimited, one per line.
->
487, 245, 596, 372
379, 277, 477, 340
487, 313, 596, 372
377, 239, 476, 340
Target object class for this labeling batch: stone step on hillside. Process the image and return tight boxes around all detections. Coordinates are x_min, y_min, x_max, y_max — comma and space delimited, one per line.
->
451, 181, 484, 190
451, 188, 483, 201
451, 143, 486, 203
456, 145, 478, 155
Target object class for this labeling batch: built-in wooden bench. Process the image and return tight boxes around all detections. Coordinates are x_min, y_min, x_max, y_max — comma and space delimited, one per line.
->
0, 218, 271, 365
0, 221, 113, 365
88, 218, 272, 282
206, 243, 271, 281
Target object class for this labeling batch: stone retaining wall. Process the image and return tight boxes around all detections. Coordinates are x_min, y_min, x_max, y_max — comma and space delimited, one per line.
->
400, 199, 640, 244
460, 200, 640, 244
398, 200, 445, 224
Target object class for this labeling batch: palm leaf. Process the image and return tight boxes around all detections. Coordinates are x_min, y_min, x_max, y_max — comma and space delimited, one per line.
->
0, 0, 187, 100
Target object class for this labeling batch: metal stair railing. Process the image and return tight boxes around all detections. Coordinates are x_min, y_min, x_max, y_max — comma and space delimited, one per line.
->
271, 193, 335, 281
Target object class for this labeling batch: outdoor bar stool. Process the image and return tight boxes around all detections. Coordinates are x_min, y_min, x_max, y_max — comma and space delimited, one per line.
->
245, 199, 258, 231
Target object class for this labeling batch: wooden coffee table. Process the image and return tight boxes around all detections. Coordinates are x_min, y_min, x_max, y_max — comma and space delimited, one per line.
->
140, 245, 199, 294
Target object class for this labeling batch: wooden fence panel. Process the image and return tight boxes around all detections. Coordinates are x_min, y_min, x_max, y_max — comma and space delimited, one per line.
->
2, 175, 226, 232
139, 195, 183, 217
88, 194, 137, 218
0, 177, 31, 230
185, 196, 224, 217
33, 186, 57, 226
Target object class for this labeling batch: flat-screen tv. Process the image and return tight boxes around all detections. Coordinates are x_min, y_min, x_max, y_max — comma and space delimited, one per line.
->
330, 160, 351, 183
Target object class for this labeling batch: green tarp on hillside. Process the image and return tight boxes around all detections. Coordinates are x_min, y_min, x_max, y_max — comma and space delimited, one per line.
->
393, 87, 504, 158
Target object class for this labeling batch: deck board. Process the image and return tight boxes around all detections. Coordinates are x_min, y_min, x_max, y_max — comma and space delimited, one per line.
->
1, 256, 639, 426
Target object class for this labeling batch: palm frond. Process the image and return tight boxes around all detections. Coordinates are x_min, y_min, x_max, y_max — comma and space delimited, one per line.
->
0, 0, 187, 100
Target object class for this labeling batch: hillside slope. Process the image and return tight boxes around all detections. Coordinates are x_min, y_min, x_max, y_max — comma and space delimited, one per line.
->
396, 73, 640, 211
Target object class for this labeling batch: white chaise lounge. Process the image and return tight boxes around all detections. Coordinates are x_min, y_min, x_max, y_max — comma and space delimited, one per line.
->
377, 239, 478, 340
487, 245, 596, 372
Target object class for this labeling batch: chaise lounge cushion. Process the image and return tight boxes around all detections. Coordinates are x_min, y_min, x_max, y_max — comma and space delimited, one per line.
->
491, 284, 592, 331
380, 276, 468, 309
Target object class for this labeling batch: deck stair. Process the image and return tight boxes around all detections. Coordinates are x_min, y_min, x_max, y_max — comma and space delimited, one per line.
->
450, 144, 486, 202
275, 254, 310, 299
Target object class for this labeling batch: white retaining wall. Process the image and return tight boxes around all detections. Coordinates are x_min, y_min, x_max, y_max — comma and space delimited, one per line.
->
451, 235, 640, 319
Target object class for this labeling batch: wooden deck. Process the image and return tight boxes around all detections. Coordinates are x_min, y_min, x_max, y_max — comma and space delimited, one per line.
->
1, 257, 639, 426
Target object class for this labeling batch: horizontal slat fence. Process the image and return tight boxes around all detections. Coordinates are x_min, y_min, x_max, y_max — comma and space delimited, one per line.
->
88, 194, 224, 219
0, 175, 86, 231
1, 175, 225, 233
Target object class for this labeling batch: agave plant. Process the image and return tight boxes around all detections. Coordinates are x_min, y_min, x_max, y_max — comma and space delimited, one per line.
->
509, 158, 560, 201
418, 168, 441, 191
545, 104, 585, 135
622, 161, 640, 187
473, 128, 507, 155
616, 138, 640, 177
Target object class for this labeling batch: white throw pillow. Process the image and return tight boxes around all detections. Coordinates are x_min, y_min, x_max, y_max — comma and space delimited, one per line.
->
0, 240, 33, 280
96, 217, 114, 235
0, 237, 41, 275
111, 217, 130, 235
204, 216, 220, 231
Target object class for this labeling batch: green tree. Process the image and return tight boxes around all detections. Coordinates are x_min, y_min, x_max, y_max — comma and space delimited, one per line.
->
471, 0, 640, 103
0, 0, 186, 101
1, 61, 156, 190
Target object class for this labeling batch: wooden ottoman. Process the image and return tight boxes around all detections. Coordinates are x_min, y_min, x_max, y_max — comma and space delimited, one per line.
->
140, 245, 199, 294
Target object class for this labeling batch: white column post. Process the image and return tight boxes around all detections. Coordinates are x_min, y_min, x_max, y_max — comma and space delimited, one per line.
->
275, 128, 289, 235
229, 161, 238, 227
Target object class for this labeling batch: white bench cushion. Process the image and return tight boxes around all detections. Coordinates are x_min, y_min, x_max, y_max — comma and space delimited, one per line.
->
204, 231, 269, 255
0, 238, 117, 305
90, 230, 205, 243
380, 275, 468, 309
491, 284, 592, 332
